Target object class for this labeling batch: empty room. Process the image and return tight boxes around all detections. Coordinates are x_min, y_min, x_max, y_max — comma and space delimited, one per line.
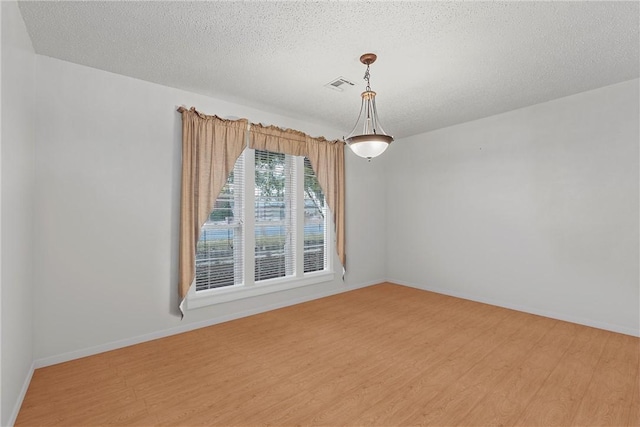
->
1, 1, 638, 426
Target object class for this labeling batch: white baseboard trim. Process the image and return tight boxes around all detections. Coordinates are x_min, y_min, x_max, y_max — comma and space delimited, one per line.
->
387, 278, 640, 337
7, 361, 35, 427
34, 279, 381, 369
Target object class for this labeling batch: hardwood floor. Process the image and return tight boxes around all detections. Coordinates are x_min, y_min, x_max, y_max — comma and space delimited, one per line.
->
16, 283, 640, 426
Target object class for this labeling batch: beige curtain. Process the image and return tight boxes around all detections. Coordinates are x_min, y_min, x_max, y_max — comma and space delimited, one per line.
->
178, 107, 247, 301
250, 124, 346, 269
306, 137, 346, 270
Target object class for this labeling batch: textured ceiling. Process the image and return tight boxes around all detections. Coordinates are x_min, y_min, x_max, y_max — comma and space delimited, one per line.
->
18, 1, 639, 138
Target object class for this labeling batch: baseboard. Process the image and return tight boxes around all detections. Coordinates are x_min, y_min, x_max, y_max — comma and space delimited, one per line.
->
34, 279, 381, 369
7, 361, 35, 427
387, 278, 640, 337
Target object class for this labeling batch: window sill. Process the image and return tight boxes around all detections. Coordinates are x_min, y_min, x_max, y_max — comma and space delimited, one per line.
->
186, 271, 336, 309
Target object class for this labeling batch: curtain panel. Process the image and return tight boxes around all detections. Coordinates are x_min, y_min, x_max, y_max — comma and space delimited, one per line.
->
178, 107, 247, 302
305, 136, 346, 271
178, 107, 345, 311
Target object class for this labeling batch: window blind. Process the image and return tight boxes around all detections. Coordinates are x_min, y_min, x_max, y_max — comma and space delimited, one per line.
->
195, 153, 245, 291
254, 150, 295, 281
303, 157, 326, 273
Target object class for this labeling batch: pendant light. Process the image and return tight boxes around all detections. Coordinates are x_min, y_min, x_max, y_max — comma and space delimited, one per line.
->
344, 53, 394, 160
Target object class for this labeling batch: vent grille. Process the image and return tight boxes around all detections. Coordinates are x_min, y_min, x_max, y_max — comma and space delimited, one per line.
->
325, 77, 355, 92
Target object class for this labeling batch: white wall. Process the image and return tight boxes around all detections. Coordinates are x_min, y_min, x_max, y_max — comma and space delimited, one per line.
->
1, 1, 36, 425
386, 79, 640, 336
33, 55, 387, 364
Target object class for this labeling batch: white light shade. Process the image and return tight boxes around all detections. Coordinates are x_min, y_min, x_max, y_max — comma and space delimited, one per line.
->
347, 136, 392, 159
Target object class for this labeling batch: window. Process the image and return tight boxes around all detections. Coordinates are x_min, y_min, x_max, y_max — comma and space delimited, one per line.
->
193, 148, 331, 301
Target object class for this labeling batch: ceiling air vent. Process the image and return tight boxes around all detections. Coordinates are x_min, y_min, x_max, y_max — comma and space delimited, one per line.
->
325, 76, 355, 92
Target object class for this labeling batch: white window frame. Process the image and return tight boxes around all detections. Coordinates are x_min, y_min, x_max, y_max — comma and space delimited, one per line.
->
186, 149, 335, 309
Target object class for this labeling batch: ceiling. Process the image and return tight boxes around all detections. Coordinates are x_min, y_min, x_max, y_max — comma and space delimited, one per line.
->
18, 1, 639, 139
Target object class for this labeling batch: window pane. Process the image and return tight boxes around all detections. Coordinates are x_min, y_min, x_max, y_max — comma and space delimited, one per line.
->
303, 158, 326, 273
254, 150, 293, 281
195, 154, 244, 291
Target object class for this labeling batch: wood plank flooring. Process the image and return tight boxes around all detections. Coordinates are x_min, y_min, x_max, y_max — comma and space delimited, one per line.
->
16, 283, 640, 426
